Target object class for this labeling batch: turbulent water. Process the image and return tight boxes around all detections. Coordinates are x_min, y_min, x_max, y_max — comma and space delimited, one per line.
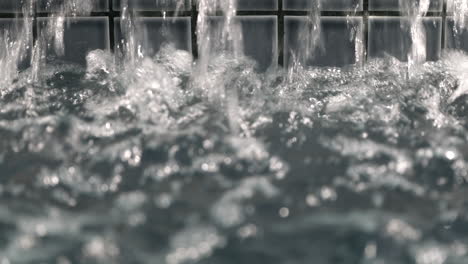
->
2, 45, 468, 263
3, 0, 468, 264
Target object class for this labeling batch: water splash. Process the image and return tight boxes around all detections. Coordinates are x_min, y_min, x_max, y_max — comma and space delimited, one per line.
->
0, 16, 32, 87
2, 46, 468, 262
193, 0, 246, 135
0, 1, 33, 87
400, 0, 430, 74
117, 0, 144, 66
28, 0, 96, 82
196, 0, 243, 75
290, 0, 322, 67
450, 0, 468, 31
42, 0, 95, 55
449, 0, 468, 51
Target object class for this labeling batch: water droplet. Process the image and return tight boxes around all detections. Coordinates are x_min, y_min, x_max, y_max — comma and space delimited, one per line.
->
320, 187, 337, 201
306, 194, 320, 207
237, 224, 257, 239
155, 193, 173, 209
364, 242, 377, 259
445, 150, 457, 160
279, 207, 290, 218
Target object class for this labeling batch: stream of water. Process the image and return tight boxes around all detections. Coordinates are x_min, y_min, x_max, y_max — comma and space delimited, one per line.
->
2, 0, 468, 263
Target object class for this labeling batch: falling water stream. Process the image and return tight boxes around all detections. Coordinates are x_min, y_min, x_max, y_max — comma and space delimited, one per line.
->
292, 0, 322, 66
400, 0, 430, 74
2, 0, 468, 263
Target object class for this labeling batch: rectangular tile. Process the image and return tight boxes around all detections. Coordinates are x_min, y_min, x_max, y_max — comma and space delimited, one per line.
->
237, 0, 278, 10
200, 16, 277, 71
284, 0, 362, 11
237, 16, 278, 71
445, 0, 468, 11
37, 0, 108, 12
445, 17, 468, 52
0, 18, 25, 33
368, 17, 442, 61
113, 0, 190, 11
0, 0, 23, 12
284, 16, 363, 67
369, 0, 442, 11
37, 17, 110, 65
447, 0, 454, 11
0, 18, 31, 69
193, 1, 277, 11
114, 17, 192, 57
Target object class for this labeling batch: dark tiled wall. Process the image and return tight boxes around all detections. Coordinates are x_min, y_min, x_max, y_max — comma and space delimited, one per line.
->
0, 0, 465, 69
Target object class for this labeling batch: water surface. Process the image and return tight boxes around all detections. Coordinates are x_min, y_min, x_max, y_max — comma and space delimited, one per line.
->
2, 45, 468, 263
